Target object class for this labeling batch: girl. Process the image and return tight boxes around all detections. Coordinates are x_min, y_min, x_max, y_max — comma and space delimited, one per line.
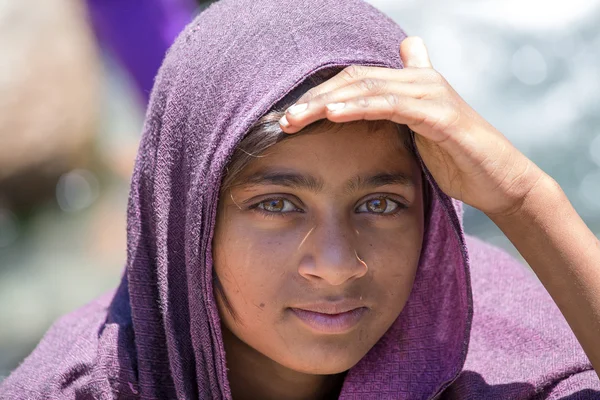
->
2, 0, 599, 398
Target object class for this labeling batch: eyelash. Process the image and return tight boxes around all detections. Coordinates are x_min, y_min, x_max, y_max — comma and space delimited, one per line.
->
248, 195, 406, 218
249, 198, 303, 219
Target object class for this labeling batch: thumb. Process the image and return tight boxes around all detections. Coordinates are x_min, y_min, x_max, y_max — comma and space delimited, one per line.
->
400, 36, 433, 69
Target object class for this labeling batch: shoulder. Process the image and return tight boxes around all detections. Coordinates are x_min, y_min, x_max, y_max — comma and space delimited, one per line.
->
0, 289, 127, 399
445, 235, 599, 399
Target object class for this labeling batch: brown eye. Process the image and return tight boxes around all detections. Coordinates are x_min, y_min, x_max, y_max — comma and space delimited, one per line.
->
357, 197, 401, 214
256, 198, 297, 213
263, 199, 284, 212
367, 198, 387, 213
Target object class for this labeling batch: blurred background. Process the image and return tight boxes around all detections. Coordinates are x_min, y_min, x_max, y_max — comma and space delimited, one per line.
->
0, 0, 598, 380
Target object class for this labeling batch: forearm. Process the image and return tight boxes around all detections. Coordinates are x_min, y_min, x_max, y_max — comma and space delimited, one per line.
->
487, 174, 600, 376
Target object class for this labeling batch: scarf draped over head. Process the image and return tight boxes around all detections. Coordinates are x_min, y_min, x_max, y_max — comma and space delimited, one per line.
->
123, 0, 472, 397
0, 0, 472, 398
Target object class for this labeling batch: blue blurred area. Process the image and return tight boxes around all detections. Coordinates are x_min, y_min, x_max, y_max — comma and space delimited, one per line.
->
0, 0, 598, 381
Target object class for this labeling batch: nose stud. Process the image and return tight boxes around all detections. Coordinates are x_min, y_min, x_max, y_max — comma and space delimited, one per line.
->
355, 250, 368, 270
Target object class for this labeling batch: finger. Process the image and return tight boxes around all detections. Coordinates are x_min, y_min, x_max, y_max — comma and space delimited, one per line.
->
323, 94, 426, 125
293, 65, 428, 105
321, 95, 452, 143
282, 81, 436, 132
400, 36, 433, 69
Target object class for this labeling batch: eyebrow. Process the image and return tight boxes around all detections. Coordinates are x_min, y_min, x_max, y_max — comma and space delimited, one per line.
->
238, 169, 414, 193
242, 171, 324, 192
345, 172, 415, 193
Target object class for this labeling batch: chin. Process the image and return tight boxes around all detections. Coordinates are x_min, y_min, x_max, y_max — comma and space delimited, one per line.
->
274, 337, 371, 375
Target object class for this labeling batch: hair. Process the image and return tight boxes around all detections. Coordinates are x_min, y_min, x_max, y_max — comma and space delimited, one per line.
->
220, 70, 415, 194
213, 67, 422, 320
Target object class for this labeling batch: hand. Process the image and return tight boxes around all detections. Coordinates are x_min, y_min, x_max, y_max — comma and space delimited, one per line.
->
279, 36, 547, 217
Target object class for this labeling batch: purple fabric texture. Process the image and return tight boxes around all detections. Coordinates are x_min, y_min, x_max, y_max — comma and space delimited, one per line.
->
1, 0, 597, 398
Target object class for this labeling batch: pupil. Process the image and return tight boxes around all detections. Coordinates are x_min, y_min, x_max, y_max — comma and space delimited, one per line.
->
266, 199, 284, 211
368, 199, 386, 213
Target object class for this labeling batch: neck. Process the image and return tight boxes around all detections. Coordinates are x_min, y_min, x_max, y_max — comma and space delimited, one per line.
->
221, 326, 346, 400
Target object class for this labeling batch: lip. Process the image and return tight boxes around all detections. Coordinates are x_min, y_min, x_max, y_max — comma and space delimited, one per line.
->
289, 301, 368, 334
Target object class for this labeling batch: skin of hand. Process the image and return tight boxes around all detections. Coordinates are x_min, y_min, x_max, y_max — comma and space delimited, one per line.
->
279, 36, 600, 378
279, 36, 545, 218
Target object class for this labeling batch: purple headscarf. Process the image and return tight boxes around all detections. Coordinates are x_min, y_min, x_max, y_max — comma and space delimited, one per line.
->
1, 0, 597, 398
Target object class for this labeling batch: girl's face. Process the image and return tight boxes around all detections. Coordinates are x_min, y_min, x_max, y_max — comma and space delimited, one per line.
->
213, 121, 424, 375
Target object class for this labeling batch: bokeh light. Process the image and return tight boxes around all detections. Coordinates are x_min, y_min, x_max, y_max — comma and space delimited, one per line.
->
55, 169, 100, 213
511, 44, 548, 85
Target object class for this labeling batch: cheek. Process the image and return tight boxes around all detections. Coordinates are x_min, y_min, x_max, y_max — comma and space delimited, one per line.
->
375, 223, 421, 276
213, 215, 303, 322
358, 215, 423, 311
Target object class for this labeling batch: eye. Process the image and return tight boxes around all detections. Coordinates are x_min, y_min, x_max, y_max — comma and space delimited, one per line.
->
256, 198, 298, 213
356, 197, 402, 215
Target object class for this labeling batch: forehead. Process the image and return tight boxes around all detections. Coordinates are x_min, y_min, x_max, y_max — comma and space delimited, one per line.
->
238, 121, 419, 185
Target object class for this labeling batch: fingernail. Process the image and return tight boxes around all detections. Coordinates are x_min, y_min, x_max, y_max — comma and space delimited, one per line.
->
287, 103, 308, 115
326, 102, 345, 111
279, 115, 290, 127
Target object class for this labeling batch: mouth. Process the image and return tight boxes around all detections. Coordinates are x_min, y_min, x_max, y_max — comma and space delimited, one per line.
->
289, 301, 368, 334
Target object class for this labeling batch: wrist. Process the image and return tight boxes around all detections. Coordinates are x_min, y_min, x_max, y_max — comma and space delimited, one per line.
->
486, 172, 563, 224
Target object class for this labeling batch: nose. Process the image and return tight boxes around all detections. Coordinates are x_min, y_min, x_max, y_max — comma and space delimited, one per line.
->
297, 219, 368, 286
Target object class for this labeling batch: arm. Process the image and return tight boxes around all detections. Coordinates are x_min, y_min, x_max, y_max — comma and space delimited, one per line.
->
488, 175, 600, 378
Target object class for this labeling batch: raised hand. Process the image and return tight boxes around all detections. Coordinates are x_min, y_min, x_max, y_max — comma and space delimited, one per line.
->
279, 36, 546, 217
281, 37, 600, 378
